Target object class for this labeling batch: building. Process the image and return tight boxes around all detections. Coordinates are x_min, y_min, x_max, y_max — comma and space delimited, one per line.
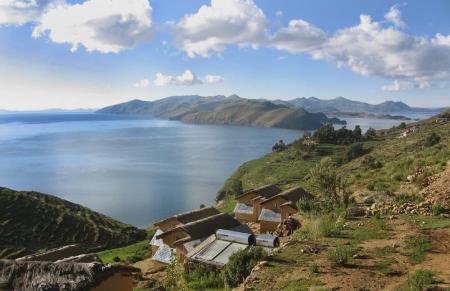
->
156, 213, 249, 261
186, 229, 279, 268
0, 260, 140, 291
258, 187, 313, 233
153, 207, 220, 232
233, 185, 282, 222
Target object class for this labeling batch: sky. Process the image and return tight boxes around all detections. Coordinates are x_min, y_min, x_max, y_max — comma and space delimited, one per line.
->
0, 0, 449, 110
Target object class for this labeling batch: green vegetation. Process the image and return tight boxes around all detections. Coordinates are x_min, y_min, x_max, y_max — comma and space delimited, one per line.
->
293, 213, 344, 241
405, 236, 433, 264
183, 264, 225, 291
404, 269, 439, 291
424, 132, 440, 147
0, 187, 146, 259
405, 215, 450, 230
218, 195, 237, 213
345, 216, 388, 242
223, 247, 267, 288
327, 244, 357, 266
97, 240, 151, 264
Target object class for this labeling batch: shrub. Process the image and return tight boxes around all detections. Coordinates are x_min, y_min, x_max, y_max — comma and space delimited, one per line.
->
319, 214, 344, 237
431, 204, 446, 216
424, 132, 440, 147
183, 264, 224, 290
394, 193, 423, 205
405, 236, 433, 264
327, 244, 356, 266
361, 155, 382, 169
223, 247, 266, 287
113, 256, 121, 262
344, 143, 366, 162
310, 262, 319, 274
365, 127, 377, 139
407, 269, 437, 291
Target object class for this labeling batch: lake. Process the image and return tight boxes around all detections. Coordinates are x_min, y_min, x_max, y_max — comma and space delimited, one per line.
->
0, 112, 437, 226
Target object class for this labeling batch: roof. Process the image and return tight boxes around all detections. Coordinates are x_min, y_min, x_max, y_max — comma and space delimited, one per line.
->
234, 203, 253, 214
152, 244, 175, 264
158, 213, 242, 241
236, 185, 282, 200
258, 208, 281, 222
0, 260, 140, 291
154, 207, 220, 227
280, 201, 298, 211
150, 229, 164, 247
261, 187, 313, 205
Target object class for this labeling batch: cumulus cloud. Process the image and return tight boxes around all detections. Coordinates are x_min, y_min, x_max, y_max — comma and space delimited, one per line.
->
154, 70, 202, 86
32, 0, 152, 53
384, 5, 405, 28
270, 19, 327, 53
0, 0, 44, 25
134, 79, 150, 88
174, 0, 268, 58
152, 70, 224, 86
381, 80, 429, 92
204, 74, 224, 84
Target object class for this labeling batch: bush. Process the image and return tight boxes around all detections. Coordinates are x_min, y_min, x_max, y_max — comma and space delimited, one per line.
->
361, 155, 382, 169
405, 236, 433, 265
319, 214, 344, 237
424, 132, 440, 147
432, 204, 446, 216
310, 262, 319, 274
183, 264, 224, 290
327, 244, 356, 266
407, 269, 437, 291
344, 143, 366, 162
223, 247, 266, 287
394, 193, 423, 205
365, 127, 377, 139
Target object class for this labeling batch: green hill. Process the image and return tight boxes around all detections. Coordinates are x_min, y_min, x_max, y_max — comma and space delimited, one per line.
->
217, 110, 450, 200
98, 95, 344, 130
0, 187, 146, 259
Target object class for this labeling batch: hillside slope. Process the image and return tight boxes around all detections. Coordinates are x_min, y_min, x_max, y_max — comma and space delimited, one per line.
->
0, 187, 146, 259
218, 110, 450, 200
98, 95, 344, 130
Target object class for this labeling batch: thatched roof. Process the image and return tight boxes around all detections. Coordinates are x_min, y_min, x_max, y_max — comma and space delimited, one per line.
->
0, 260, 140, 291
158, 213, 242, 241
261, 187, 313, 205
154, 207, 220, 227
236, 185, 282, 200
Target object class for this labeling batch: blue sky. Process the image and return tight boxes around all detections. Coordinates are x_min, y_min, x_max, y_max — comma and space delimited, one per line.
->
0, 0, 449, 110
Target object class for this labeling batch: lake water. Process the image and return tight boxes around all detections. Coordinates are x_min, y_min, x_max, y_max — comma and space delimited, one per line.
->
0, 112, 438, 226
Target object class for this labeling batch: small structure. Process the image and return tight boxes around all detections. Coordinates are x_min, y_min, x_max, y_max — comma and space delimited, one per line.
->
153, 207, 220, 232
0, 260, 140, 291
258, 187, 313, 233
233, 185, 282, 222
186, 229, 279, 268
156, 213, 247, 261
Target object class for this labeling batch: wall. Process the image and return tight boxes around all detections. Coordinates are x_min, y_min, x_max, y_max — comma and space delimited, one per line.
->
236, 193, 257, 204
160, 229, 189, 247
155, 217, 181, 232
260, 220, 280, 234
260, 197, 287, 213
280, 205, 298, 221
90, 273, 133, 291
234, 212, 254, 222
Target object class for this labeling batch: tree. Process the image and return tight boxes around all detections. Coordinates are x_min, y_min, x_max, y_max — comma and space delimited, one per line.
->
365, 127, 377, 139
314, 123, 335, 144
272, 139, 287, 152
353, 125, 362, 140
425, 132, 440, 147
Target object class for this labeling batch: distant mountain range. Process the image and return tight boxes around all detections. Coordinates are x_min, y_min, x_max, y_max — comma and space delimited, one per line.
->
98, 95, 345, 130
273, 96, 447, 113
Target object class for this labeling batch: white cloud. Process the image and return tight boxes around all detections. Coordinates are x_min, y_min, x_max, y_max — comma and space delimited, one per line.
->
270, 19, 327, 53
381, 80, 430, 92
275, 10, 283, 17
384, 5, 405, 28
134, 79, 150, 88
174, 0, 268, 58
32, 0, 152, 53
154, 70, 202, 86
0, 0, 42, 25
204, 74, 224, 84
152, 70, 224, 86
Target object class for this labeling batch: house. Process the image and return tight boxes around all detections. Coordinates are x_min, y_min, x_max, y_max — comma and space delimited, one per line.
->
258, 187, 313, 233
233, 185, 282, 222
186, 229, 279, 268
156, 213, 249, 261
153, 207, 220, 232
0, 260, 140, 291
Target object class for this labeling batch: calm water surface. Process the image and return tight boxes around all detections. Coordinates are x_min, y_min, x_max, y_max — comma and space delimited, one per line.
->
0, 111, 438, 226
0, 113, 304, 226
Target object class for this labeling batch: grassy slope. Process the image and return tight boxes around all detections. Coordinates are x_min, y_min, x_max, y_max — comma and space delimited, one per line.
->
0, 187, 146, 259
218, 111, 450, 200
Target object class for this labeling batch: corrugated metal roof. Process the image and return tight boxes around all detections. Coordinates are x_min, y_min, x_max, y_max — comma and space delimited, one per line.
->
195, 240, 231, 261
213, 242, 247, 265
258, 208, 281, 222
150, 229, 164, 247
234, 203, 253, 214
152, 244, 175, 264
